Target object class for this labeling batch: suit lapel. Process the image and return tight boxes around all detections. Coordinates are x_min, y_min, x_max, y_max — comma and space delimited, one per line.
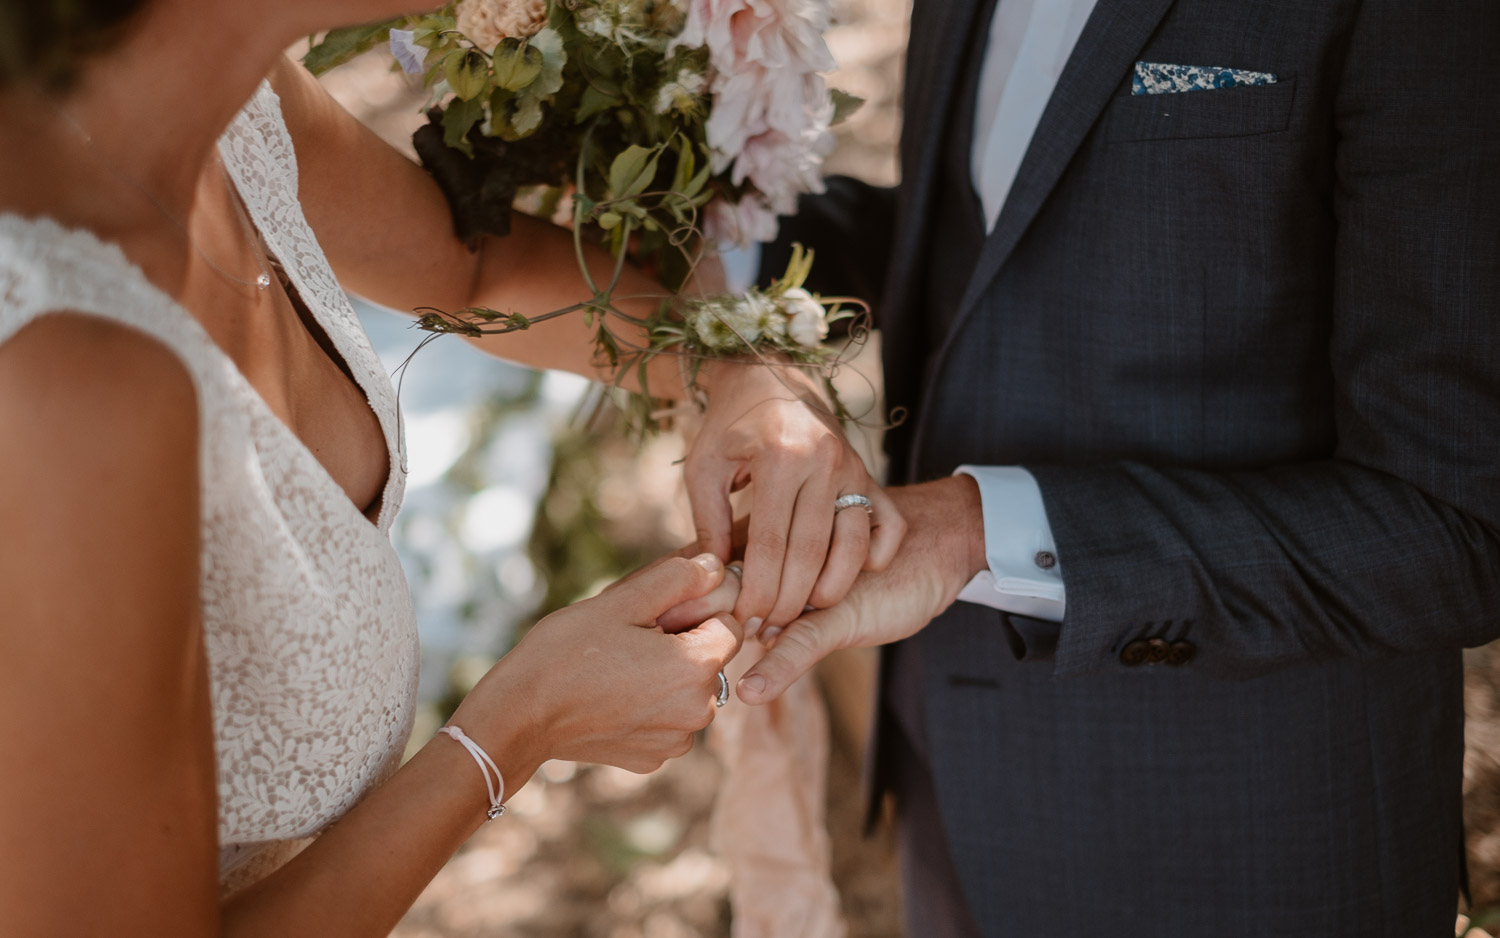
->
906, 0, 1177, 474
957, 0, 1176, 322
884, 0, 985, 310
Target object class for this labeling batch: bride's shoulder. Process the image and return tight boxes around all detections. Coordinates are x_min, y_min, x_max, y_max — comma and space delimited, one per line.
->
0, 311, 199, 496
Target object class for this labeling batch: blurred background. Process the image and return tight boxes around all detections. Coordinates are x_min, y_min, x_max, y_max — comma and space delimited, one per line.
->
313, 1, 1500, 934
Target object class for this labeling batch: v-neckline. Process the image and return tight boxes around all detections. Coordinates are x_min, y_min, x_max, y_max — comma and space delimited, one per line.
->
147, 223, 395, 531
214, 131, 398, 530
16, 206, 400, 532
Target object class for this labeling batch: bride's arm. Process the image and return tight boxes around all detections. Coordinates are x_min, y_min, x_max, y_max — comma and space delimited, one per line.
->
268, 56, 904, 642
0, 316, 742, 937
267, 57, 684, 393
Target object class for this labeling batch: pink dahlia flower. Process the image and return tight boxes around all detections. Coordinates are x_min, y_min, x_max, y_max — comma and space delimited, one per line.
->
677, 0, 838, 235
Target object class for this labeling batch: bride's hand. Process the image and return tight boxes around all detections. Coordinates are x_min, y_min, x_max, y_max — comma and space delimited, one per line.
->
454, 554, 743, 774
733, 477, 986, 705
687, 361, 906, 635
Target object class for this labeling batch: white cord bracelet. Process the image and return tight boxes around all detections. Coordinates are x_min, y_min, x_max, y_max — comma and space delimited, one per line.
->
437, 725, 507, 821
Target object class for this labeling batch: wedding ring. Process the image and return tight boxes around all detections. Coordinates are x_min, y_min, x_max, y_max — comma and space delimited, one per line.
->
715, 671, 729, 708
726, 563, 743, 579
834, 493, 874, 515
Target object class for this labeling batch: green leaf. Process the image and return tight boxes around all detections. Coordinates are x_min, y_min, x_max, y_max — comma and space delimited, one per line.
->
441, 96, 485, 157
627, 152, 661, 197
683, 163, 711, 198
830, 88, 866, 127
598, 212, 622, 230
509, 94, 544, 137
576, 84, 620, 123
444, 49, 491, 101
528, 28, 568, 97
609, 145, 654, 199
303, 19, 407, 75
671, 143, 695, 193
492, 38, 545, 91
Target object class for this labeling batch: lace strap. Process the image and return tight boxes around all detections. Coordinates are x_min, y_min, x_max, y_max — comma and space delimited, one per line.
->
219, 82, 407, 531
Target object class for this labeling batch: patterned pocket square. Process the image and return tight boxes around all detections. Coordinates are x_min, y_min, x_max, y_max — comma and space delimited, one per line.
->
1132, 61, 1277, 95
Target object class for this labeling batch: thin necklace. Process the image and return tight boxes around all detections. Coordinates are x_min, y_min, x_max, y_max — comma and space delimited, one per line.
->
62, 113, 272, 292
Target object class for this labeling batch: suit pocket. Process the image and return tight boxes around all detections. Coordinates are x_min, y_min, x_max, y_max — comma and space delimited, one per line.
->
1103, 78, 1297, 143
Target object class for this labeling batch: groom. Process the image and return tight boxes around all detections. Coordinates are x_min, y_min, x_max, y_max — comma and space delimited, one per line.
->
736, 0, 1500, 934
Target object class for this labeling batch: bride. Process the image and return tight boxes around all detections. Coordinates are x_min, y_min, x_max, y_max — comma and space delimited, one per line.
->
0, 0, 905, 932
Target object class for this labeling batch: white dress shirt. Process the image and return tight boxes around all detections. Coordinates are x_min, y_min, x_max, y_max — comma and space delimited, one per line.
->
954, 0, 1097, 622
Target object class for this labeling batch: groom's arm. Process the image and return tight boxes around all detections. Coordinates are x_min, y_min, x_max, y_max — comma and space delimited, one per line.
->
735, 0, 1500, 695
1020, 0, 1500, 680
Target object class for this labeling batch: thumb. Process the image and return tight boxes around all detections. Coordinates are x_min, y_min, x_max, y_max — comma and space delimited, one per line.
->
736, 606, 845, 705
605, 554, 726, 626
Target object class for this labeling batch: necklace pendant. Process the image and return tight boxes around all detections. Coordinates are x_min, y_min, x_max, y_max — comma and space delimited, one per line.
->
255, 272, 272, 290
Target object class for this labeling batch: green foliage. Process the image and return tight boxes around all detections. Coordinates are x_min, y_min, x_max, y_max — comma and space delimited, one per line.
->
830, 88, 866, 126
302, 3, 869, 437
303, 17, 413, 75
492, 38, 545, 91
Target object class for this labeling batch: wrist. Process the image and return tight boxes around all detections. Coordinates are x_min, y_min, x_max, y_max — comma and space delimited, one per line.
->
942, 474, 989, 587
418, 721, 541, 830
693, 355, 826, 404
449, 658, 549, 791
894, 476, 988, 595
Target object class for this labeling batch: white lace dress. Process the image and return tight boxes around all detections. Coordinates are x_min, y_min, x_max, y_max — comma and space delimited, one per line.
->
0, 84, 420, 894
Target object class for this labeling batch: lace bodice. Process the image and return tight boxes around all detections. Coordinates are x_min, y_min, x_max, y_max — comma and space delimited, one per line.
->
0, 84, 420, 892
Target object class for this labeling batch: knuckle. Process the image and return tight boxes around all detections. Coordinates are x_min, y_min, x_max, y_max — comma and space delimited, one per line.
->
807, 579, 844, 609
750, 527, 789, 556
791, 536, 828, 568
812, 433, 844, 466
780, 621, 827, 659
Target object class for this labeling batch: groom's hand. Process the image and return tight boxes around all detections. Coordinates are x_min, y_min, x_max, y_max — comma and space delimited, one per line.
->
734, 477, 987, 705
686, 360, 905, 635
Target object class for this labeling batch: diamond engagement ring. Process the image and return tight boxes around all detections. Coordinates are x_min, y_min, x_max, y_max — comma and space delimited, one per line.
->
716, 671, 729, 708
834, 493, 874, 515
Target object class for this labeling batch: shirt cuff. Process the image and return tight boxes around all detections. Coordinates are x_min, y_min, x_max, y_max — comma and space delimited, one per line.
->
719, 242, 762, 294
953, 466, 1066, 622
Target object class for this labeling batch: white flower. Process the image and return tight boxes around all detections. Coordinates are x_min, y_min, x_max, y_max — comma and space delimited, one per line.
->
749, 292, 787, 341
456, 0, 550, 49
704, 194, 779, 247
389, 29, 427, 75
653, 68, 708, 116
686, 295, 764, 350
780, 287, 828, 347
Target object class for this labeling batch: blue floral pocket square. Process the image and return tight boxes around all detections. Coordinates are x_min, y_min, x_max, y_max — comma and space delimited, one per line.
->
1132, 61, 1277, 95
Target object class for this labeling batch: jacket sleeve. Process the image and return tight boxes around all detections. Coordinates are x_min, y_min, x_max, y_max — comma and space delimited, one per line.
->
1026, 0, 1500, 681
758, 175, 899, 322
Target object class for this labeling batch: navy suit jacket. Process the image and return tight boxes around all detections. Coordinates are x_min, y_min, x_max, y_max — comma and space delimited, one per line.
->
768, 0, 1500, 933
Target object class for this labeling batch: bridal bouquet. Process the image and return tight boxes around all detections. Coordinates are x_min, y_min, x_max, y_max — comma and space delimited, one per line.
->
306, 0, 868, 429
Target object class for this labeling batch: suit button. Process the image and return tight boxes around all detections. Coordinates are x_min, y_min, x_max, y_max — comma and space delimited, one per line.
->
1034, 550, 1057, 570
1120, 640, 1150, 666
1167, 640, 1196, 666
1146, 638, 1170, 664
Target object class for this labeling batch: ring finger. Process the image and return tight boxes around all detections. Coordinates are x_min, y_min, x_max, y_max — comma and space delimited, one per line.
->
807, 500, 872, 608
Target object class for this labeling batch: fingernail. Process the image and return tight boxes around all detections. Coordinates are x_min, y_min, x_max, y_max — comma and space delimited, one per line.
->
760, 626, 782, 646
694, 553, 722, 572
746, 616, 764, 636
739, 673, 766, 700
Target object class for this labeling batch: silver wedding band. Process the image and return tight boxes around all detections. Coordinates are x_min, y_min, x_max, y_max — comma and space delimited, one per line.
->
726, 563, 743, 579
834, 493, 874, 515
716, 671, 729, 708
